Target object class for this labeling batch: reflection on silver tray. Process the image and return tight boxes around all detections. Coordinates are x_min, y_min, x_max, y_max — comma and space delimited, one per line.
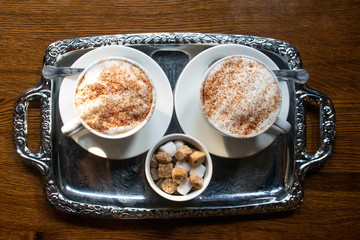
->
13, 33, 335, 219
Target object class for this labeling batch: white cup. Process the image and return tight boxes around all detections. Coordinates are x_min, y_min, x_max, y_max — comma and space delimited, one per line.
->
199, 55, 291, 139
61, 57, 156, 139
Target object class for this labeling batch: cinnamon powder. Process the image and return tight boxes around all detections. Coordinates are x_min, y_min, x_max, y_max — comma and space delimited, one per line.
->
201, 56, 281, 137
75, 59, 154, 135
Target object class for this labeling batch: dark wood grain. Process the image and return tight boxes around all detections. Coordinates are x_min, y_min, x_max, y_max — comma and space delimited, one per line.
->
1, 0, 359, 239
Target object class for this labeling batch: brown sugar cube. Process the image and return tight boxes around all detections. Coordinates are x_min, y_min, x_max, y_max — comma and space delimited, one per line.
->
150, 167, 159, 181
189, 151, 206, 167
172, 167, 187, 184
158, 163, 173, 178
150, 155, 159, 168
189, 174, 204, 190
161, 178, 178, 194
174, 145, 193, 161
155, 151, 172, 163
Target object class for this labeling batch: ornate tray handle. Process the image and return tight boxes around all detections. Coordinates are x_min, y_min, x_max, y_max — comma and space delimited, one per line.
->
13, 80, 52, 177
296, 84, 336, 179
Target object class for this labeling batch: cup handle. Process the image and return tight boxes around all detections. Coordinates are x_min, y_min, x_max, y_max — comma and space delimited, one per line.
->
272, 117, 292, 134
61, 118, 83, 136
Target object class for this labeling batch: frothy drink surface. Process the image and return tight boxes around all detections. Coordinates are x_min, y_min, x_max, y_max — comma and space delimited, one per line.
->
201, 56, 281, 137
75, 59, 155, 135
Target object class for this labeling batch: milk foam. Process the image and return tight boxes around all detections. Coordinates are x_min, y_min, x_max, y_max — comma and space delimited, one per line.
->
75, 59, 155, 135
201, 56, 281, 137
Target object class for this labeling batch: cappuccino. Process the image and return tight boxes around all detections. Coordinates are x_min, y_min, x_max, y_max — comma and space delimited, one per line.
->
75, 58, 155, 136
200, 56, 281, 138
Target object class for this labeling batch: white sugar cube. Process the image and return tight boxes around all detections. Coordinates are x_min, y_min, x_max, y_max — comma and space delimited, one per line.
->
174, 140, 185, 150
175, 161, 191, 172
177, 178, 192, 195
159, 141, 177, 157
189, 164, 206, 178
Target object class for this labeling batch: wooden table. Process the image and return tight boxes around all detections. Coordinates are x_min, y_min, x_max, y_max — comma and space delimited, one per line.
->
1, 0, 359, 239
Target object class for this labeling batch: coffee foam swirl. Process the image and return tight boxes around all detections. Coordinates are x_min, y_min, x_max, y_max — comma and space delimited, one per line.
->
201, 56, 281, 138
75, 59, 155, 135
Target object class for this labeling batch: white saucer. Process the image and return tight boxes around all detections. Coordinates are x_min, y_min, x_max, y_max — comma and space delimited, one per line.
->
174, 44, 290, 158
58, 46, 173, 159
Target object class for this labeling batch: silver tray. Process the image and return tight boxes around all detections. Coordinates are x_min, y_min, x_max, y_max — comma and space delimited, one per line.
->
13, 33, 335, 219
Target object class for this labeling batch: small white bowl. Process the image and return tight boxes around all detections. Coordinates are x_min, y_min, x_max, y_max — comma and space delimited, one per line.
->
145, 134, 213, 202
